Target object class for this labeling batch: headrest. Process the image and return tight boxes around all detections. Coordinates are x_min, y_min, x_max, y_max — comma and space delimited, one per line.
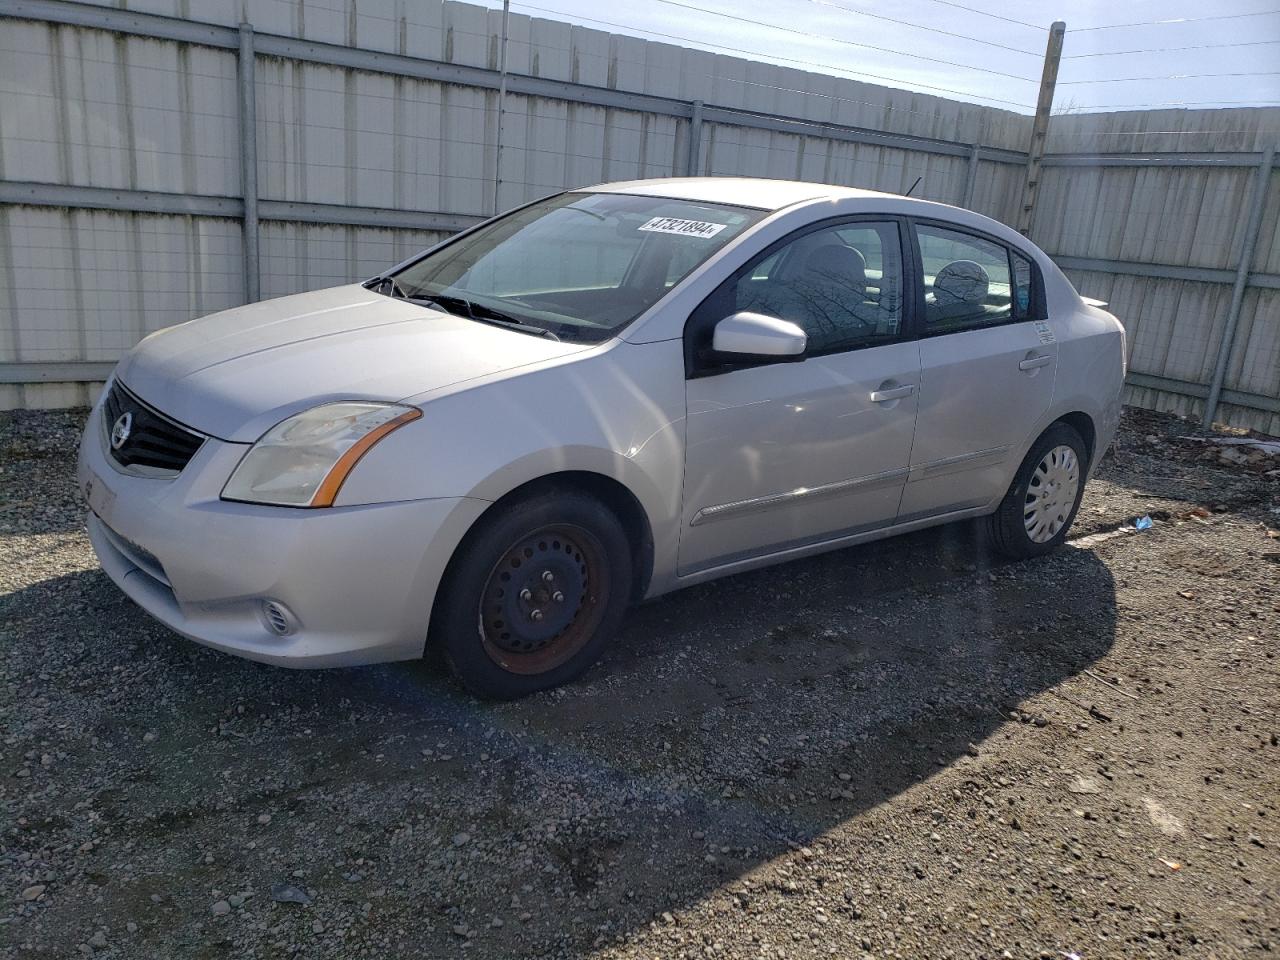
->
933, 260, 989, 306
804, 244, 867, 288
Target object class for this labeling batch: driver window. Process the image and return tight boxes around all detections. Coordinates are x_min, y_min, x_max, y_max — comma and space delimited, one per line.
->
731, 221, 903, 355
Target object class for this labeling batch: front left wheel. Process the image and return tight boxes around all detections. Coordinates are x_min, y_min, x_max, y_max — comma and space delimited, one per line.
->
430, 489, 633, 699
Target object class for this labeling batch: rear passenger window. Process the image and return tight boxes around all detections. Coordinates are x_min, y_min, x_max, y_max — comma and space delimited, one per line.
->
731, 221, 903, 355
916, 225, 1013, 334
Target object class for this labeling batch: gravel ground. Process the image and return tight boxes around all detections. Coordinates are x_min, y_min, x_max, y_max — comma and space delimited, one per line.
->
1, 407, 1278, 960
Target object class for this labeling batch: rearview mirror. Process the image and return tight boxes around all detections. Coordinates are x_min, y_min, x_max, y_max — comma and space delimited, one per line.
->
712, 312, 807, 359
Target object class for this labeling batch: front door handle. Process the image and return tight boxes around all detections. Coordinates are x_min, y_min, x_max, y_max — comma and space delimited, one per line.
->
1019, 355, 1052, 371
870, 384, 915, 403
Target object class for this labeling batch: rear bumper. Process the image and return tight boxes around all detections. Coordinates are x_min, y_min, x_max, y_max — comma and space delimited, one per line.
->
79, 400, 488, 668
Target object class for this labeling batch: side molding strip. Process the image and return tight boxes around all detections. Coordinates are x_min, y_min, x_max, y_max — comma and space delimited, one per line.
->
690, 466, 909, 526
908, 444, 1010, 482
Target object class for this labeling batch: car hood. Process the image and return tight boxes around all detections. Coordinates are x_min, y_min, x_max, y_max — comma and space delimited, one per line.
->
116, 284, 590, 442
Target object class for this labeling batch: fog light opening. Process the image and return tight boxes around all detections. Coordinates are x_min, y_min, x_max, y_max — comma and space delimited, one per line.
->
260, 600, 298, 637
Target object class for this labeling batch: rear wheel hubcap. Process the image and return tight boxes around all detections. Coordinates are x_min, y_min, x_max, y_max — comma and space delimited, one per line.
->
1023, 444, 1080, 543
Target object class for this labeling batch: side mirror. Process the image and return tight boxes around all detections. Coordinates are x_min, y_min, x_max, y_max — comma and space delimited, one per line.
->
712, 311, 807, 360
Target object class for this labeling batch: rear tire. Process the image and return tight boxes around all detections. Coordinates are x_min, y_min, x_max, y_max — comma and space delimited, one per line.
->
431, 489, 632, 700
987, 422, 1088, 559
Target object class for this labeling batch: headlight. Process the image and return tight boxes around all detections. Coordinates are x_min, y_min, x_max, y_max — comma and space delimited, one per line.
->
222, 402, 422, 507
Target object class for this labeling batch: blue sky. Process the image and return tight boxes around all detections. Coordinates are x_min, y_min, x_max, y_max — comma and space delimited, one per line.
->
486, 0, 1280, 114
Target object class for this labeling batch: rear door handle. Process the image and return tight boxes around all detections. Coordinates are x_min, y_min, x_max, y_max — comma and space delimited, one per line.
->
1018, 355, 1052, 371
870, 384, 915, 402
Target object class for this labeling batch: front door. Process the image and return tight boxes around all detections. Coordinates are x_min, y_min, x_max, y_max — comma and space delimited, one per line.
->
679, 219, 920, 575
897, 222, 1058, 520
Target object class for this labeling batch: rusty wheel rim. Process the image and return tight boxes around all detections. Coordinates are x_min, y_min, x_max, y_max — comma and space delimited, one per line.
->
478, 524, 610, 675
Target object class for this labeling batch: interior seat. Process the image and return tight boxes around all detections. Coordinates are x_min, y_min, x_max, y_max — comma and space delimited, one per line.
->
928, 259, 990, 327
775, 243, 877, 350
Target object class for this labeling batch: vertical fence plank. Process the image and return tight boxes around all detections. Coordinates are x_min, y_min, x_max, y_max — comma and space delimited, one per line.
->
961, 142, 979, 209
685, 100, 703, 177
493, 0, 511, 215
1203, 146, 1275, 429
238, 22, 260, 303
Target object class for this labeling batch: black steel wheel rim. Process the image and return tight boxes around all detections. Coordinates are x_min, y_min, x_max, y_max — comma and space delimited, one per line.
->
478, 523, 610, 675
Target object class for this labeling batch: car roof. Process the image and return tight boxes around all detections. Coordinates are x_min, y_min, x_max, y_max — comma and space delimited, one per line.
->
581, 177, 901, 211
573, 176, 1044, 277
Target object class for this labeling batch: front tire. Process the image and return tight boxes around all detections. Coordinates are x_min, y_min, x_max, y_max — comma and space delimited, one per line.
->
431, 490, 633, 699
987, 422, 1088, 559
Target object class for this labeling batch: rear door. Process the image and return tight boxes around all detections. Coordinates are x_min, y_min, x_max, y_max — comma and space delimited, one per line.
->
897, 221, 1057, 521
679, 218, 921, 575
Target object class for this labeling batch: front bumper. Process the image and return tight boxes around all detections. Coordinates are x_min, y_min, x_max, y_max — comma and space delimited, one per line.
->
78, 399, 489, 668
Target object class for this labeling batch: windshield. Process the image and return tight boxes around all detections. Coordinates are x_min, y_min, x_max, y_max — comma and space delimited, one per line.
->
389, 192, 767, 342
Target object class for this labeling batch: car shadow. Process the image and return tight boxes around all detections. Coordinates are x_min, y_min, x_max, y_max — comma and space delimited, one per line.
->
4, 520, 1116, 958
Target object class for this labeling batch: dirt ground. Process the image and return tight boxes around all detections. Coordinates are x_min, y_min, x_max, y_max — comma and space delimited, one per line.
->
1, 407, 1277, 960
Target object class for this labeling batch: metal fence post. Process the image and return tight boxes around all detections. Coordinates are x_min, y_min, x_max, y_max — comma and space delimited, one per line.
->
685, 100, 704, 176
961, 142, 979, 209
1203, 145, 1274, 429
493, 0, 511, 215
238, 22, 260, 303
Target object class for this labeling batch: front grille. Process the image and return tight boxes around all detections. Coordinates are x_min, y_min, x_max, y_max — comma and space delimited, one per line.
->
102, 381, 205, 474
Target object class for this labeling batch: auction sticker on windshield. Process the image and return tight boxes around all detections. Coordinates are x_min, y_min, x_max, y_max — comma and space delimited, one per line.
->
637, 217, 727, 239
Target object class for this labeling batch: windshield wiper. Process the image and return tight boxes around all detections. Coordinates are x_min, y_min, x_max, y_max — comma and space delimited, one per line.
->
374, 278, 560, 341
422, 294, 560, 341
463, 312, 558, 343
407, 292, 476, 318
467, 306, 561, 341
372, 278, 468, 317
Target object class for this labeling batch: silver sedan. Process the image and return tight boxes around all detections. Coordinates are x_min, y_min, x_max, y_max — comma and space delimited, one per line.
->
79, 177, 1125, 698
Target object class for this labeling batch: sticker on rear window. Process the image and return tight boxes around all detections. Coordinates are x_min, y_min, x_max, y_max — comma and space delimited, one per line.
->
1034, 320, 1055, 344
637, 217, 727, 239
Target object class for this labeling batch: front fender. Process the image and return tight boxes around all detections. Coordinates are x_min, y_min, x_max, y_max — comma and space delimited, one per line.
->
332, 339, 689, 595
